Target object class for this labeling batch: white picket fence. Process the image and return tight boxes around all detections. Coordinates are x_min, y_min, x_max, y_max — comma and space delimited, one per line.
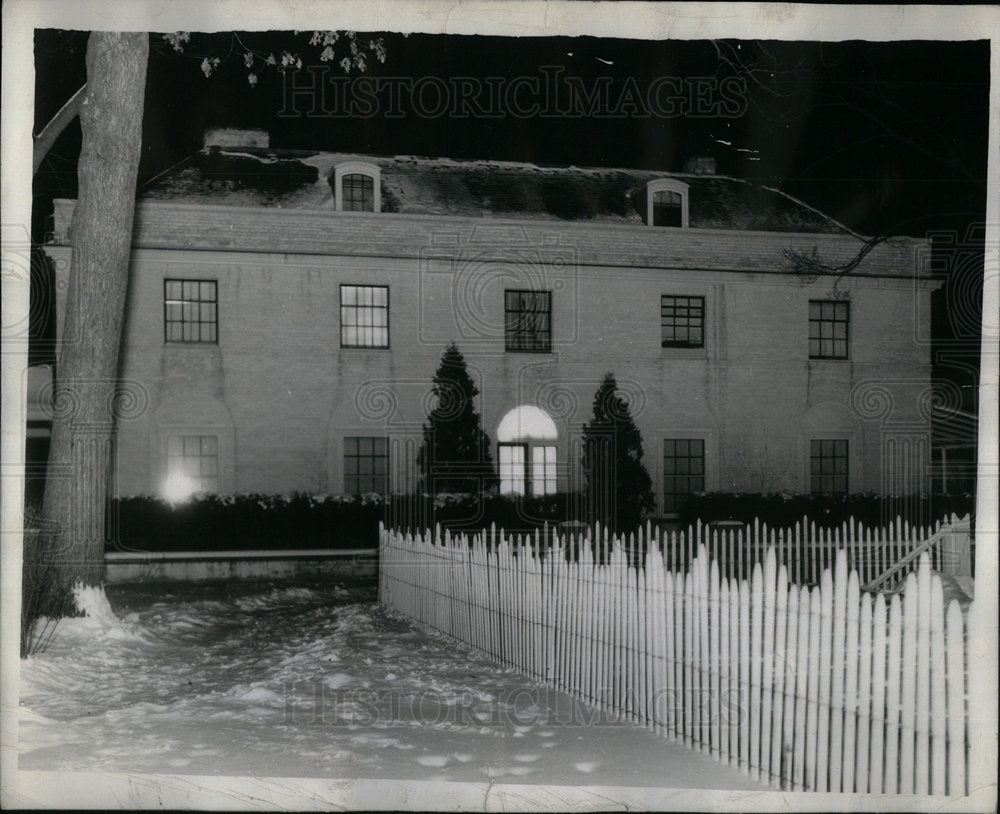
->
379, 524, 971, 795
593, 513, 971, 590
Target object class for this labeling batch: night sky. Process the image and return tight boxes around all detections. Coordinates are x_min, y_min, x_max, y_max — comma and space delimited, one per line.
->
31, 31, 988, 398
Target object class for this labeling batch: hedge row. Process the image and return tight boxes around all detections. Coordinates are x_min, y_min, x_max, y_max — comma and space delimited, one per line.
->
108, 491, 975, 553
107, 493, 582, 553
676, 492, 975, 531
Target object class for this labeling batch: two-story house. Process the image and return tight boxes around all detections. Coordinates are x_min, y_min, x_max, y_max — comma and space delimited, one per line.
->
40, 127, 939, 514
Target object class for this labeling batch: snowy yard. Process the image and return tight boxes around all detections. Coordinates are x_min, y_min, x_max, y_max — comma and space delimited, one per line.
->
18, 577, 763, 790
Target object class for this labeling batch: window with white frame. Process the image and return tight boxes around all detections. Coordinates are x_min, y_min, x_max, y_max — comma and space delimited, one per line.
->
642, 179, 689, 228
340, 284, 389, 348
333, 162, 381, 212
497, 405, 558, 496
653, 190, 683, 227
498, 443, 527, 495
531, 445, 558, 496
498, 443, 557, 496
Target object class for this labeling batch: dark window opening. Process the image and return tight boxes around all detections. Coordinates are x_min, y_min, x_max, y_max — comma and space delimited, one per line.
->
342, 173, 375, 212
810, 439, 849, 494
505, 290, 552, 352
809, 300, 850, 359
661, 295, 705, 348
663, 438, 705, 513
652, 190, 683, 227
344, 436, 388, 494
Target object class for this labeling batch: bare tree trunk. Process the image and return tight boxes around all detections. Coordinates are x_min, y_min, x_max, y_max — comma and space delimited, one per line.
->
38, 32, 148, 613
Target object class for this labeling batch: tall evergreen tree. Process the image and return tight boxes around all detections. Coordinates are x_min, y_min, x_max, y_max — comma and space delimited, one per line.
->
418, 343, 497, 493
581, 373, 655, 534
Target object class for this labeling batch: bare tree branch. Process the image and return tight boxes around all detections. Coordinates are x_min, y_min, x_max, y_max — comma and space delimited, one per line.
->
783, 233, 897, 290
33, 83, 87, 176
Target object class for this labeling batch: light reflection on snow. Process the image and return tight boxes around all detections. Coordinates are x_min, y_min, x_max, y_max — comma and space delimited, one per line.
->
18, 578, 763, 788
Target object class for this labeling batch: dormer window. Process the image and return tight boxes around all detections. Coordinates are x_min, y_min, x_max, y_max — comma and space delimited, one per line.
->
343, 174, 374, 211
333, 162, 381, 213
643, 179, 689, 228
653, 190, 683, 226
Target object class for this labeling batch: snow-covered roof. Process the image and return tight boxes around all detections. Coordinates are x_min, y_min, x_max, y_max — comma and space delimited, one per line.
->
139, 144, 854, 235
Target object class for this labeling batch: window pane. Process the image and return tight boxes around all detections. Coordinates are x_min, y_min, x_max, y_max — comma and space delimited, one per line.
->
810, 439, 848, 495
342, 174, 375, 212
167, 435, 219, 495
164, 279, 218, 344
505, 289, 552, 352
343, 436, 389, 494
499, 443, 526, 495
664, 438, 704, 514
341, 285, 389, 348
661, 295, 705, 348
652, 191, 683, 227
809, 300, 849, 359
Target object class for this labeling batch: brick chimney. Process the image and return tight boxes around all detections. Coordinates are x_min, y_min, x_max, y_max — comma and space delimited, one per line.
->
683, 156, 716, 175
203, 127, 270, 150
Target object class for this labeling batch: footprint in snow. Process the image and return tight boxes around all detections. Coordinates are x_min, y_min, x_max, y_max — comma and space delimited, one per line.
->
574, 761, 599, 773
514, 753, 539, 762
416, 755, 449, 767
452, 753, 474, 763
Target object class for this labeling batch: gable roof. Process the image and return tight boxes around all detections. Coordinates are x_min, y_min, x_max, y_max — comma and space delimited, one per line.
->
140, 145, 855, 235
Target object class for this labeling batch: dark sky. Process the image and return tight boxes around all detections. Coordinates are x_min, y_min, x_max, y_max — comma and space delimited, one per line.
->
33, 31, 989, 240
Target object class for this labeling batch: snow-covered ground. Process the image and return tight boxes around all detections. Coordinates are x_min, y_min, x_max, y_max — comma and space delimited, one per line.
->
18, 578, 763, 790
